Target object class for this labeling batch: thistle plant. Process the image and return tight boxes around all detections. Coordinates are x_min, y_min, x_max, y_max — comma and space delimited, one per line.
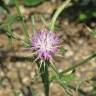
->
30, 29, 59, 96
29, 0, 71, 95
2, 0, 96, 96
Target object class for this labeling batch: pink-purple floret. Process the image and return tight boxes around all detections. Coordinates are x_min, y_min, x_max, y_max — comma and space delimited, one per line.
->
31, 29, 59, 60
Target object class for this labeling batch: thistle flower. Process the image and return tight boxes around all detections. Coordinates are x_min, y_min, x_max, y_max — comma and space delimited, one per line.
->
31, 29, 59, 60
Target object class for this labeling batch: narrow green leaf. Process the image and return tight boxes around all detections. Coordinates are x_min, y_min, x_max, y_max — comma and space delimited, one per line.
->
15, 0, 29, 45
40, 16, 48, 27
31, 15, 36, 34
6, 15, 16, 48
49, 61, 60, 82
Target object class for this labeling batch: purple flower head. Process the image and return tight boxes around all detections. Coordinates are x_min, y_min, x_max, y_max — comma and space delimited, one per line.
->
31, 29, 59, 60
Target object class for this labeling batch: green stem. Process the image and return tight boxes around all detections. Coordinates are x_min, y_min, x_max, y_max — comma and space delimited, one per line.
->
60, 52, 96, 74
50, 0, 71, 31
37, 61, 49, 96
7, 15, 13, 48
14, 0, 29, 44
31, 16, 35, 34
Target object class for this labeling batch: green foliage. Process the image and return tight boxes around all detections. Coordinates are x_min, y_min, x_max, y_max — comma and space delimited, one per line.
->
1, 15, 17, 47
24, 0, 45, 6
51, 73, 77, 85
78, 9, 96, 22
6, 15, 15, 47
69, 0, 96, 22
78, 13, 87, 21
60, 74, 77, 84
15, 0, 30, 46
59, 47, 66, 53
50, 71, 78, 96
